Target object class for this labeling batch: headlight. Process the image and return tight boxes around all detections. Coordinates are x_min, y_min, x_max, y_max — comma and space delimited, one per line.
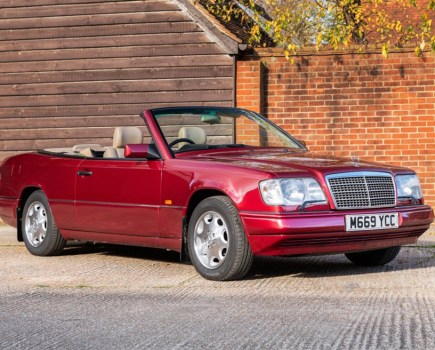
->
395, 174, 423, 199
259, 178, 327, 206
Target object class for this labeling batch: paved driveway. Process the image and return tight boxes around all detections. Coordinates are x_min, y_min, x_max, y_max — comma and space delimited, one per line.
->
1, 224, 434, 350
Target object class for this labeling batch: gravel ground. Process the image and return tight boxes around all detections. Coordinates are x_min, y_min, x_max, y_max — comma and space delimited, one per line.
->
0, 224, 434, 350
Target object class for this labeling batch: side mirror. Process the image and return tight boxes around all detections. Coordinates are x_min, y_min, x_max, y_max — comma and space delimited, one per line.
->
124, 144, 160, 159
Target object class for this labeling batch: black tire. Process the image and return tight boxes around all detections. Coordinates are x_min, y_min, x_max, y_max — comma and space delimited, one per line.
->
345, 246, 401, 266
21, 190, 65, 256
187, 196, 253, 281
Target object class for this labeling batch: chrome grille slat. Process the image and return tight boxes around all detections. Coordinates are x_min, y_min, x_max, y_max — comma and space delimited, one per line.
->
326, 172, 396, 210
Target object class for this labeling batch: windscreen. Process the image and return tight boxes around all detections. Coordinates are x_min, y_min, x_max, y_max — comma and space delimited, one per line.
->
151, 107, 302, 152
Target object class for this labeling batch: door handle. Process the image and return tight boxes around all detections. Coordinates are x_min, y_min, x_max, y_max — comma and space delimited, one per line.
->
77, 170, 93, 176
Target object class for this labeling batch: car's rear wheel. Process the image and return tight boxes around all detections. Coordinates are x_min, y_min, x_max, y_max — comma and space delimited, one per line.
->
22, 190, 65, 256
345, 246, 401, 266
188, 196, 253, 281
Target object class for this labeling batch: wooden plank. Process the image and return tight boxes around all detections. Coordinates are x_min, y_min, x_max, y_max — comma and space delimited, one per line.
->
158, 115, 234, 126
0, 12, 189, 30
0, 32, 211, 52
0, 22, 201, 41
0, 101, 234, 119
0, 66, 234, 85
0, 77, 233, 96
206, 136, 233, 144
0, 134, 235, 152
0, 1, 179, 18
0, 115, 142, 129
0, 90, 234, 107
0, 138, 114, 151
0, 55, 233, 73
1, 126, 150, 143
1, 123, 233, 140
0, 0, 117, 7
0, 116, 223, 131
0, 136, 237, 153
0, 43, 225, 62
0, 105, 146, 119
1, 127, 116, 140
160, 124, 233, 137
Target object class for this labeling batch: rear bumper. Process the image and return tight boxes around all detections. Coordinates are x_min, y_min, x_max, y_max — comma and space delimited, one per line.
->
240, 206, 434, 256
0, 197, 18, 227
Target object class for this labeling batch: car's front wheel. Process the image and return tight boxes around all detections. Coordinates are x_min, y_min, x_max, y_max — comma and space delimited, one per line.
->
22, 190, 65, 256
345, 246, 401, 266
188, 196, 253, 281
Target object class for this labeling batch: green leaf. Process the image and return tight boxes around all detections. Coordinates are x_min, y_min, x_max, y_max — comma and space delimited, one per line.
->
382, 43, 389, 57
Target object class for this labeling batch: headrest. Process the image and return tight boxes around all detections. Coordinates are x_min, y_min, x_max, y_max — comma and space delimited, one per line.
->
113, 127, 143, 148
178, 127, 207, 145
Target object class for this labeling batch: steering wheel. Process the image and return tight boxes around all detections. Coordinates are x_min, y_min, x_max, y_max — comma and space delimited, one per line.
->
169, 138, 195, 148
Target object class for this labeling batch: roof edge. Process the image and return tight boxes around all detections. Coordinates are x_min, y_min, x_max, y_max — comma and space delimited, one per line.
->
174, 0, 240, 55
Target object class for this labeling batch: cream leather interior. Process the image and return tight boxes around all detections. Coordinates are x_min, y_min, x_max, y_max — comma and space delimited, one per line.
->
103, 126, 143, 158
178, 126, 207, 148
79, 148, 95, 157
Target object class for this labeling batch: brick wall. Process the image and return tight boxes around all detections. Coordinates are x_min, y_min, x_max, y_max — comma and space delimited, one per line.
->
236, 60, 263, 113
236, 49, 435, 207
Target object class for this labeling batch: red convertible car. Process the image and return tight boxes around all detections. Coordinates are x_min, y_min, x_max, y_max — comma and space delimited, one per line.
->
0, 107, 433, 280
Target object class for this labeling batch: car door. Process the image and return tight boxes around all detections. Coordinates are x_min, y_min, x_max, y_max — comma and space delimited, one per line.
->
74, 158, 162, 237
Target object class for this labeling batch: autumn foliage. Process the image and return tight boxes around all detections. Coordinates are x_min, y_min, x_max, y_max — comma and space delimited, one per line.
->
200, 0, 435, 57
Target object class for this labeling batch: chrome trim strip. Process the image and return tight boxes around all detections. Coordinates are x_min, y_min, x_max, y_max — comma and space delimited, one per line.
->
326, 171, 393, 179
51, 199, 184, 209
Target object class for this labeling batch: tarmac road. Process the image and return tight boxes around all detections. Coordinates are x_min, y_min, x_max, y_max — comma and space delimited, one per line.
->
0, 224, 434, 350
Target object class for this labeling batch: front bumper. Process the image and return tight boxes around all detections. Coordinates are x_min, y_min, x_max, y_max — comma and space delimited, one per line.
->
240, 205, 434, 256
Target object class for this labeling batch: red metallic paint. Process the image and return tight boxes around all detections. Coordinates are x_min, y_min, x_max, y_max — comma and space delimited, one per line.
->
141, 110, 173, 160
240, 206, 434, 255
124, 144, 160, 159
0, 198, 18, 226
0, 153, 83, 230
74, 158, 162, 236
0, 107, 433, 257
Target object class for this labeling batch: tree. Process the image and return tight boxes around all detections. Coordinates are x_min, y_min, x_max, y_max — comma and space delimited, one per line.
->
199, 0, 435, 58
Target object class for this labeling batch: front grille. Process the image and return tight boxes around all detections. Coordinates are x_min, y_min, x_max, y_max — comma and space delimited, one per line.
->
326, 172, 396, 210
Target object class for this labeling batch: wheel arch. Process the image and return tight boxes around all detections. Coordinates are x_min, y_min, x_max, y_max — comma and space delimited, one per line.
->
17, 186, 42, 242
180, 188, 230, 262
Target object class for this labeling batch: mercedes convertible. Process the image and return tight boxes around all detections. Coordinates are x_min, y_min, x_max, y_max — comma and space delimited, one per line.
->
0, 107, 433, 280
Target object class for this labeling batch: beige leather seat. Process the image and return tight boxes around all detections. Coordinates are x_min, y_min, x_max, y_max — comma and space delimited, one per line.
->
103, 126, 143, 158
78, 148, 95, 157
178, 126, 207, 148
73, 144, 106, 158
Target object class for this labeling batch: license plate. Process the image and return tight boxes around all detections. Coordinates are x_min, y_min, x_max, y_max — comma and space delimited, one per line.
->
345, 213, 399, 231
